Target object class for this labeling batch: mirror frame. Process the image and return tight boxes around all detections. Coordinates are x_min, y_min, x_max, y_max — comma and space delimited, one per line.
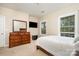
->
12, 20, 27, 32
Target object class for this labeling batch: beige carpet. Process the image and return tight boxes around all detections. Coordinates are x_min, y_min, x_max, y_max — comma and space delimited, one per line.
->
0, 41, 47, 56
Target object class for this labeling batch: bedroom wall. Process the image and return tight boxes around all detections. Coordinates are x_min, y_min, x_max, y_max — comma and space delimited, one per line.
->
41, 4, 79, 36
0, 7, 29, 46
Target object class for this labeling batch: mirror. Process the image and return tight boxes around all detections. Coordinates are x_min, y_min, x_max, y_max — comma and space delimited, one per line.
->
12, 20, 27, 32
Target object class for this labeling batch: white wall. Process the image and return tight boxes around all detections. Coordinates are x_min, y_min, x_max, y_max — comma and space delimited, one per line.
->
41, 4, 79, 36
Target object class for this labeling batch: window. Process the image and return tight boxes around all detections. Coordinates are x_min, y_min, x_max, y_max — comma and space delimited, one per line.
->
60, 15, 75, 37
41, 22, 46, 34
40, 20, 46, 35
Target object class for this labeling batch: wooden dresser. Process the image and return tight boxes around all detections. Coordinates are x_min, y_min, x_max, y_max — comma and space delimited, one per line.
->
9, 31, 30, 48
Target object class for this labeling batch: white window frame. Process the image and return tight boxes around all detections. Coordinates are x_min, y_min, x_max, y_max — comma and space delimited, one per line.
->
58, 11, 78, 38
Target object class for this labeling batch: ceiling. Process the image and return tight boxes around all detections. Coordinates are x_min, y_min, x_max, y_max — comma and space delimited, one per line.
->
0, 3, 78, 17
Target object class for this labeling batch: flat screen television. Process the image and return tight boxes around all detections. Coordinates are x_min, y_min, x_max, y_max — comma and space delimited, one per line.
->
29, 22, 37, 28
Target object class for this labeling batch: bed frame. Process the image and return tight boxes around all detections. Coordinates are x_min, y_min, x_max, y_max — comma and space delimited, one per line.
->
36, 46, 54, 56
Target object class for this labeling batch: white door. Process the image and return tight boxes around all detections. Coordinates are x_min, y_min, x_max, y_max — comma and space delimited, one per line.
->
0, 16, 5, 47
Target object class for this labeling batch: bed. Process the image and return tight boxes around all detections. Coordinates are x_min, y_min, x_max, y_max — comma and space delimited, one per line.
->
36, 36, 75, 56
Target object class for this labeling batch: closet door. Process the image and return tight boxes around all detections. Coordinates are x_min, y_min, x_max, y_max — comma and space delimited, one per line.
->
0, 16, 5, 47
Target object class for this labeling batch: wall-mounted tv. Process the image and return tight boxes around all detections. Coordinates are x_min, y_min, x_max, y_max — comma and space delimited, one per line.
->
29, 22, 38, 28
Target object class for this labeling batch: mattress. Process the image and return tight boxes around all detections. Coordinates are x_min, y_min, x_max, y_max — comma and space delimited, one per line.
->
37, 36, 75, 56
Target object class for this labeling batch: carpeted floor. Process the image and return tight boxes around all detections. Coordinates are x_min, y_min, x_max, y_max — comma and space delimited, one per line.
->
0, 41, 47, 56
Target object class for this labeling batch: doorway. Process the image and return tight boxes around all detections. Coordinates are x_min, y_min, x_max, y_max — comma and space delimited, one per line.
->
0, 16, 5, 47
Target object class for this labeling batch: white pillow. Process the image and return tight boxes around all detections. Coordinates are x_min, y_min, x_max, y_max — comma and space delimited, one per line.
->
74, 37, 79, 43
74, 41, 79, 51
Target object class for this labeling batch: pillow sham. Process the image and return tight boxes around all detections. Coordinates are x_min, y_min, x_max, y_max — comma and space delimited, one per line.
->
74, 37, 79, 43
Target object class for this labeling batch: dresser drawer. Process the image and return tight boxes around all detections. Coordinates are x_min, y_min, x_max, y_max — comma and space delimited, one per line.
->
9, 32, 30, 48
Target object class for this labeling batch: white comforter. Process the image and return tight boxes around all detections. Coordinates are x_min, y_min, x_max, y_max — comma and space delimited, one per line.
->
37, 36, 75, 56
